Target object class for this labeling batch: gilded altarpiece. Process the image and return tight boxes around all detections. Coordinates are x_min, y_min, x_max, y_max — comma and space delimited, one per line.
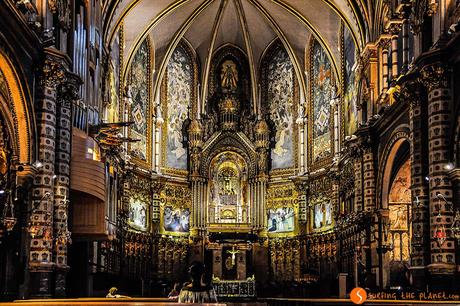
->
127, 38, 151, 164
309, 39, 333, 166
388, 159, 411, 262
162, 42, 197, 174
261, 41, 298, 174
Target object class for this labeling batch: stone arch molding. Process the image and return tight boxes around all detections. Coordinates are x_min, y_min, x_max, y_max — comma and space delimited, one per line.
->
0, 50, 33, 164
201, 131, 257, 178
377, 125, 411, 210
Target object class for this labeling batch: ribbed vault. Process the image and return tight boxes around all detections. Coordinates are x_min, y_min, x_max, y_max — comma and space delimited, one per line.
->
103, 0, 365, 103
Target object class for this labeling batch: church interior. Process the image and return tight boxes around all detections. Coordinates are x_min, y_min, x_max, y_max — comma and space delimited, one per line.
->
1, 0, 460, 304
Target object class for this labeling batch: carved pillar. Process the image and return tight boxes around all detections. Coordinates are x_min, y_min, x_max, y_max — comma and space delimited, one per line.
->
151, 177, 166, 234
400, 79, 430, 289
421, 63, 456, 287
362, 140, 376, 211
28, 51, 67, 298
293, 178, 308, 233
352, 149, 364, 212
188, 119, 205, 236
377, 36, 391, 96
53, 72, 81, 296
254, 118, 270, 231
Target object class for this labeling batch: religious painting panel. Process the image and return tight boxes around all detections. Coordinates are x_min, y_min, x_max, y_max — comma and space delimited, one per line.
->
310, 196, 332, 231
163, 206, 190, 232
310, 40, 333, 163
165, 44, 193, 170
128, 38, 150, 161
343, 26, 358, 136
160, 183, 191, 235
267, 207, 295, 233
266, 184, 297, 236
208, 152, 249, 224
265, 45, 295, 169
128, 198, 149, 231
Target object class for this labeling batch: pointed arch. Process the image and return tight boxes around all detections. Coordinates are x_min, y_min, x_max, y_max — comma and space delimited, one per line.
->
0, 50, 34, 164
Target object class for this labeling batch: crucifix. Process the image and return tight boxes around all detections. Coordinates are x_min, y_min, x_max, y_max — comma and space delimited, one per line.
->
227, 246, 241, 266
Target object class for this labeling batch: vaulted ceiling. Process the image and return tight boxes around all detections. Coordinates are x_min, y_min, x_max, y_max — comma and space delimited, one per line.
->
103, 0, 368, 102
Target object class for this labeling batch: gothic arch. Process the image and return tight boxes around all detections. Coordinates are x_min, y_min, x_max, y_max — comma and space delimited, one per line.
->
377, 126, 411, 209
201, 132, 257, 178
0, 50, 34, 164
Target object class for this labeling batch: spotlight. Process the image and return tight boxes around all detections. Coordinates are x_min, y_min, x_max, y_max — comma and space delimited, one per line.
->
53, 174, 57, 179
445, 163, 454, 171
0, 190, 5, 194
424, 176, 430, 182
33, 161, 43, 169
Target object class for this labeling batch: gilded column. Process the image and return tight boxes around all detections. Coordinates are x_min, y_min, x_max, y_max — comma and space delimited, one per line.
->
53, 72, 81, 296
293, 177, 308, 234
421, 63, 456, 285
255, 118, 270, 230
188, 119, 204, 234
400, 79, 430, 289
29, 51, 66, 298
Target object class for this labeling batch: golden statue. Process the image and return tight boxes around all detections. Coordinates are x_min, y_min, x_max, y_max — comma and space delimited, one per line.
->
220, 60, 238, 89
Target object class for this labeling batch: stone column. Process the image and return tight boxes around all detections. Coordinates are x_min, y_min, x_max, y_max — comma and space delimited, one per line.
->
29, 51, 67, 298
421, 63, 456, 288
390, 34, 399, 79
362, 142, 376, 211
353, 151, 364, 212
400, 79, 430, 289
53, 72, 81, 296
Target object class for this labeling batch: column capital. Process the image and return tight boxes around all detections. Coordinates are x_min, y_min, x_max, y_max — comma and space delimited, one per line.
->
38, 49, 70, 89
398, 78, 425, 108
57, 72, 82, 106
420, 62, 451, 92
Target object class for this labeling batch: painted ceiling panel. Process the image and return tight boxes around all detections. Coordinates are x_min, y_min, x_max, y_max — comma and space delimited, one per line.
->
183, 0, 222, 72
240, 0, 276, 72
213, 0, 247, 53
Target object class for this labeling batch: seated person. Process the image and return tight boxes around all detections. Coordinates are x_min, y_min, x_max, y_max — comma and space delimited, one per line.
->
178, 262, 218, 303
106, 287, 130, 298
167, 282, 181, 300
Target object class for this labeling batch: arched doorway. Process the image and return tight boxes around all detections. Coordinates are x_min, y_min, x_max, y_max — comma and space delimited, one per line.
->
381, 138, 411, 289
0, 50, 34, 299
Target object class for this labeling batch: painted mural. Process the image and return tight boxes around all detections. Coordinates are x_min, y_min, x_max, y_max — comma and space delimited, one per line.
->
266, 46, 294, 169
163, 206, 190, 232
128, 198, 148, 231
165, 45, 192, 170
344, 26, 358, 136
128, 39, 149, 161
312, 198, 332, 230
311, 40, 332, 162
268, 207, 294, 233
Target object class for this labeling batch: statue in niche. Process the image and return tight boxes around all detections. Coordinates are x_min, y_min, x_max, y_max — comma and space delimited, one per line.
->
220, 60, 238, 90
